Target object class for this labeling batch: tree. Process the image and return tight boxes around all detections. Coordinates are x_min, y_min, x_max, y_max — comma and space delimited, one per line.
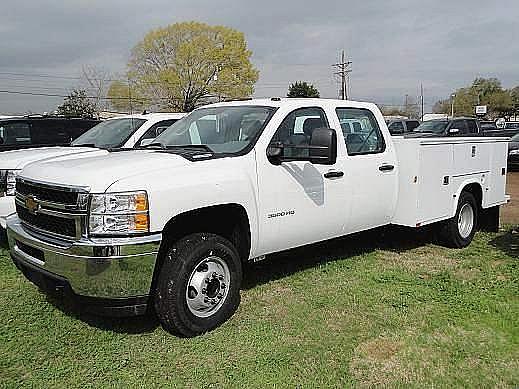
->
56, 89, 97, 118
432, 78, 514, 119
287, 81, 320, 98
107, 80, 145, 113
117, 21, 259, 112
81, 65, 111, 113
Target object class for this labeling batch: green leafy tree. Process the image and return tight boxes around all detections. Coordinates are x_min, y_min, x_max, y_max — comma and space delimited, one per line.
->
56, 89, 97, 118
287, 81, 320, 98
115, 21, 258, 112
107, 80, 145, 113
433, 78, 514, 119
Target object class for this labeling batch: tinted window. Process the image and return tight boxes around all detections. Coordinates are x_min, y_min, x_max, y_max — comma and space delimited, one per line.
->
467, 120, 478, 134
406, 120, 420, 131
271, 107, 328, 158
0, 121, 31, 145
451, 120, 468, 134
414, 121, 448, 133
64, 120, 99, 140
71, 118, 146, 148
336, 108, 385, 155
31, 120, 69, 144
388, 121, 404, 134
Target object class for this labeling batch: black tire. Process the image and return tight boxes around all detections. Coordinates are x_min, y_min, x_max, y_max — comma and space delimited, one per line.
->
438, 191, 478, 248
154, 233, 242, 337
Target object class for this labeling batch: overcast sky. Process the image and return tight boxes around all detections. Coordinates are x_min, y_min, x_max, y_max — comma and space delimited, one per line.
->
1, 0, 518, 114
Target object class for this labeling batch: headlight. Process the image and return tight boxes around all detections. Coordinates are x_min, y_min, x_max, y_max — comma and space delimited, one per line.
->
88, 191, 149, 235
0, 170, 21, 197
509, 149, 519, 156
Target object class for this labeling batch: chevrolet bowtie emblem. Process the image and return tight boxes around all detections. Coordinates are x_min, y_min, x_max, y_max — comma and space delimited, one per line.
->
25, 195, 40, 214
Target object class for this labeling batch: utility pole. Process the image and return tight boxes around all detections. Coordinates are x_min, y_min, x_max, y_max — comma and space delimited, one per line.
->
420, 84, 424, 120
332, 50, 352, 100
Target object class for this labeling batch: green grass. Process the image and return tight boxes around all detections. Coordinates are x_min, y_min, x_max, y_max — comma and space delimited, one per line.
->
1, 227, 518, 388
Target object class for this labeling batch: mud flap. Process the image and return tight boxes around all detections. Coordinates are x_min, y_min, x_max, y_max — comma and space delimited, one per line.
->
479, 206, 500, 232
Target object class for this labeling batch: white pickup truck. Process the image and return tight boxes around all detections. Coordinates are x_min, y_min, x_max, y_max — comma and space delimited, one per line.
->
0, 113, 184, 230
6, 98, 508, 337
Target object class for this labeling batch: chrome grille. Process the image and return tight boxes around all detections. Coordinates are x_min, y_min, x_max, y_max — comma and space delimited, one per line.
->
15, 178, 88, 240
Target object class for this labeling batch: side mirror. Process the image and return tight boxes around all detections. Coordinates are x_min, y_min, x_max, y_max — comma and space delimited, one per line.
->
266, 141, 284, 165
139, 138, 155, 147
448, 128, 460, 134
309, 128, 337, 165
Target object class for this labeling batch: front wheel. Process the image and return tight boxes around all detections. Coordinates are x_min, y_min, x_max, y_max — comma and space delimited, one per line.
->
438, 191, 478, 248
154, 233, 242, 337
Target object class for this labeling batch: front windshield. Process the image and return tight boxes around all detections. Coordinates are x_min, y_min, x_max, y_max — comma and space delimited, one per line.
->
71, 118, 146, 148
414, 120, 448, 133
152, 106, 275, 154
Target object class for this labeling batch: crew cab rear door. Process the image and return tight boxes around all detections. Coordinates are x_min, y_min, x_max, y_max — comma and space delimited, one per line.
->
334, 106, 398, 233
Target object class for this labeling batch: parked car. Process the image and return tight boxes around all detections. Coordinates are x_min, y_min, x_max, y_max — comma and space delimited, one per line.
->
0, 113, 185, 230
386, 119, 420, 135
6, 98, 508, 336
505, 122, 519, 130
0, 116, 100, 152
480, 120, 498, 131
412, 117, 480, 136
507, 132, 519, 170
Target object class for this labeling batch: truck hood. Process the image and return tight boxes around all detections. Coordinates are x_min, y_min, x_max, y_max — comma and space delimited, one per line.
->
0, 146, 102, 170
20, 150, 190, 192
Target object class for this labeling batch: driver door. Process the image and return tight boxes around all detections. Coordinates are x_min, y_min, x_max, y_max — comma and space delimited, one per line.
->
256, 106, 349, 255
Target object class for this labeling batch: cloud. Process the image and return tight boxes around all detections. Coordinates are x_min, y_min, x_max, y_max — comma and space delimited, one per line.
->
0, 0, 518, 113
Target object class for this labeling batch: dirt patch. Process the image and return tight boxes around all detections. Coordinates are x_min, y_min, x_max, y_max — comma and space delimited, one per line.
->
378, 247, 458, 275
454, 267, 481, 281
350, 336, 412, 387
501, 172, 519, 225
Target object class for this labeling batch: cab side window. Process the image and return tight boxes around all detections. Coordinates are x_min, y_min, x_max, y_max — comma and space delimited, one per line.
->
467, 120, 478, 134
336, 108, 385, 155
388, 121, 404, 134
451, 120, 468, 134
136, 119, 179, 147
271, 107, 328, 158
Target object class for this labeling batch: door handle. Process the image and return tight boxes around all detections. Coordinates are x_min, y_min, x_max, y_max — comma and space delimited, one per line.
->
379, 164, 394, 172
324, 170, 344, 179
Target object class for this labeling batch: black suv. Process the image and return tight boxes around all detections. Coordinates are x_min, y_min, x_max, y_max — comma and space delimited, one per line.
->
0, 116, 100, 152
411, 117, 480, 137
386, 119, 421, 135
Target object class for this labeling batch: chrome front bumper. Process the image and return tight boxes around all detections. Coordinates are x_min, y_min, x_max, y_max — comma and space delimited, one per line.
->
7, 215, 161, 300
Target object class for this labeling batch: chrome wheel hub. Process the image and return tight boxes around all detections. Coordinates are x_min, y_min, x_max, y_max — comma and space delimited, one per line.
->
458, 203, 474, 239
186, 255, 230, 318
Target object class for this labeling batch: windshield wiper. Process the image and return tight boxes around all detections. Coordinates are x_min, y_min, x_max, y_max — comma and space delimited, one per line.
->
72, 143, 97, 147
142, 142, 167, 149
166, 144, 213, 152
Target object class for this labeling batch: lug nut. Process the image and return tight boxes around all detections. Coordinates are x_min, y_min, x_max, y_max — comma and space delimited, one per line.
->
220, 283, 226, 289
204, 278, 209, 284
218, 275, 223, 280
201, 288, 207, 294
212, 272, 217, 278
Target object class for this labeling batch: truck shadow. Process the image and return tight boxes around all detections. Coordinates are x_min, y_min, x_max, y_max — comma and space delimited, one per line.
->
44, 294, 160, 334
26, 225, 437, 335
489, 228, 519, 258
242, 225, 437, 290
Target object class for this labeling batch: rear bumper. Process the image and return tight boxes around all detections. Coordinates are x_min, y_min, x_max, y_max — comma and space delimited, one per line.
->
7, 215, 161, 316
